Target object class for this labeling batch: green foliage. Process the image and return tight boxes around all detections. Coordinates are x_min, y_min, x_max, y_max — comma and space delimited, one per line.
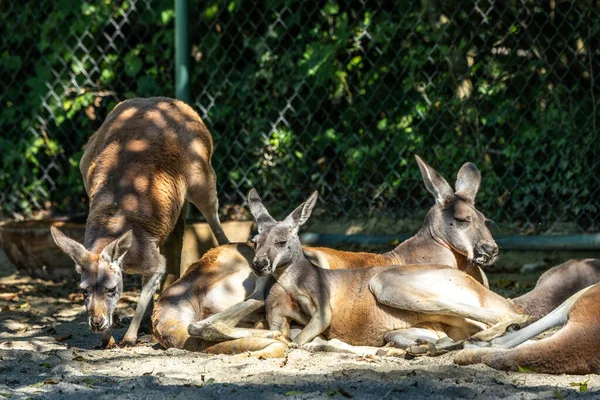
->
570, 379, 589, 392
0, 0, 598, 233
190, 0, 599, 230
0, 0, 173, 216
516, 364, 535, 373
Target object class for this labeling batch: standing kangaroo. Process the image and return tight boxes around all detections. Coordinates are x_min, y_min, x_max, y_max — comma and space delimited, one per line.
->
455, 281, 600, 374
51, 97, 229, 347
152, 156, 500, 355
248, 190, 523, 351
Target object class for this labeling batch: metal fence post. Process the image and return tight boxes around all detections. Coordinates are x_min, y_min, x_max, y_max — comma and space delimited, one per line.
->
175, 0, 190, 103
175, 0, 192, 222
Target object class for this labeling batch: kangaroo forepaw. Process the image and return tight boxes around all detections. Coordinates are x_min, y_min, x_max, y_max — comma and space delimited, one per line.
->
97, 331, 116, 349
406, 340, 437, 358
432, 337, 464, 354
96, 335, 117, 350
271, 331, 294, 345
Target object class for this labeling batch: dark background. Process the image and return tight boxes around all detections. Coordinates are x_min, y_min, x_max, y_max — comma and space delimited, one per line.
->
1, 0, 598, 236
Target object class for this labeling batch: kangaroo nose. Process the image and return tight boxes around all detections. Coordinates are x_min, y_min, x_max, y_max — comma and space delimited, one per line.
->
252, 259, 270, 275
252, 259, 269, 269
480, 242, 498, 257
89, 317, 106, 331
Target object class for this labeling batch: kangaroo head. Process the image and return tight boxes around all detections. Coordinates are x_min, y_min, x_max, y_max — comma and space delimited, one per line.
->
50, 227, 132, 332
248, 189, 318, 277
415, 155, 498, 266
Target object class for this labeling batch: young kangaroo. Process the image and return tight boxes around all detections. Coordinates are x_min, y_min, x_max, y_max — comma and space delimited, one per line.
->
153, 156, 500, 353
248, 190, 522, 349
455, 282, 600, 374
51, 97, 229, 347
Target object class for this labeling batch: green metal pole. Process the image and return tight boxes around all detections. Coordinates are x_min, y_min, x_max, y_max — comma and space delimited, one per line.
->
175, 0, 190, 103
175, 0, 191, 221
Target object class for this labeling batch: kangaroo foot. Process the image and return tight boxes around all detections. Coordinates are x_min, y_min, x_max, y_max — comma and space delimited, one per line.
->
119, 333, 138, 347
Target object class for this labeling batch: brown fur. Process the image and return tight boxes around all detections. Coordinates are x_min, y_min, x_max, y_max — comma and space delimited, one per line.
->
267, 263, 520, 347
152, 221, 496, 352
303, 231, 485, 285
152, 157, 500, 353
80, 97, 223, 257
153, 244, 255, 350
455, 283, 600, 374
152, 243, 420, 350
53, 97, 228, 346
303, 247, 397, 270
513, 259, 600, 320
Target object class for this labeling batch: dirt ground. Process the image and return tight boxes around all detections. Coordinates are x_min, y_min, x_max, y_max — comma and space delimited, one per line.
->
1, 247, 599, 400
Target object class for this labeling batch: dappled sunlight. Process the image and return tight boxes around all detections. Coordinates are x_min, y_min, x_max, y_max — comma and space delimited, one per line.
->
124, 139, 150, 153
106, 214, 127, 233
121, 194, 140, 213
133, 175, 150, 192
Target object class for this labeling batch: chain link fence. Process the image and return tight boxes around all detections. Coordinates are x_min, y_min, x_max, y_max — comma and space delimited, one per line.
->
1, 0, 599, 236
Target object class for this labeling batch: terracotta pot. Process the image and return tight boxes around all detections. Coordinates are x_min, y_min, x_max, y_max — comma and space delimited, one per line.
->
0, 217, 253, 281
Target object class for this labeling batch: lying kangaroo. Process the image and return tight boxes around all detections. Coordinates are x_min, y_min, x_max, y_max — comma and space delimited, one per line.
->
152, 156, 499, 354
455, 279, 600, 374
248, 190, 523, 350
51, 97, 229, 347
304, 155, 498, 287
512, 259, 600, 321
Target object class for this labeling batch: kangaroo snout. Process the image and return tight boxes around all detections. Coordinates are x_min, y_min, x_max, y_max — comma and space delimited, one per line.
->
474, 241, 499, 265
251, 258, 271, 277
89, 316, 110, 332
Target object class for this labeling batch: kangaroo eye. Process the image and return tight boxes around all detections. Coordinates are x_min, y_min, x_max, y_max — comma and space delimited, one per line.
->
106, 287, 117, 295
275, 240, 287, 247
454, 216, 471, 224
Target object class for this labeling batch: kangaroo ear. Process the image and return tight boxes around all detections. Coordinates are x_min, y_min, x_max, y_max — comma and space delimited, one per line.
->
415, 155, 454, 206
455, 162, 481, 203
247, 189, 275, 231
284, 191, 318, 232
50, 226, 93, 274
101, 230, 133, 268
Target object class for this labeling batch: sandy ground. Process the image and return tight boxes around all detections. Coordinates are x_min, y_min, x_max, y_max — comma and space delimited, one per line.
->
1, 248, 599, 400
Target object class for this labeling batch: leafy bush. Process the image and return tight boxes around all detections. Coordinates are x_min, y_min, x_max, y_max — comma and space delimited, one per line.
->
1, 0, 598, 234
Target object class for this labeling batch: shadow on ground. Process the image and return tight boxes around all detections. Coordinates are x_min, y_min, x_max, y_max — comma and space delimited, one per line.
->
1, 247, 599, 399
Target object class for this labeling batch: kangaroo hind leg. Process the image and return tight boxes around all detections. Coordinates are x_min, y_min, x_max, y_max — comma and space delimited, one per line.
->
187, 162, 229, 245
369, 267, 520, 326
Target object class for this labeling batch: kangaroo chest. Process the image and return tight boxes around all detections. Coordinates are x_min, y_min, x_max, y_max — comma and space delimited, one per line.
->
266, 281, 317, 327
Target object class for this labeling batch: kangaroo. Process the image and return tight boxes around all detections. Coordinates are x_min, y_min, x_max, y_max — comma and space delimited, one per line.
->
512, 259, 600, 321
455, 281, 600, 374
51, 97, 229, 347
247, 190, 523, 352
304, 155, 498, 287
152, 156, 500, 354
